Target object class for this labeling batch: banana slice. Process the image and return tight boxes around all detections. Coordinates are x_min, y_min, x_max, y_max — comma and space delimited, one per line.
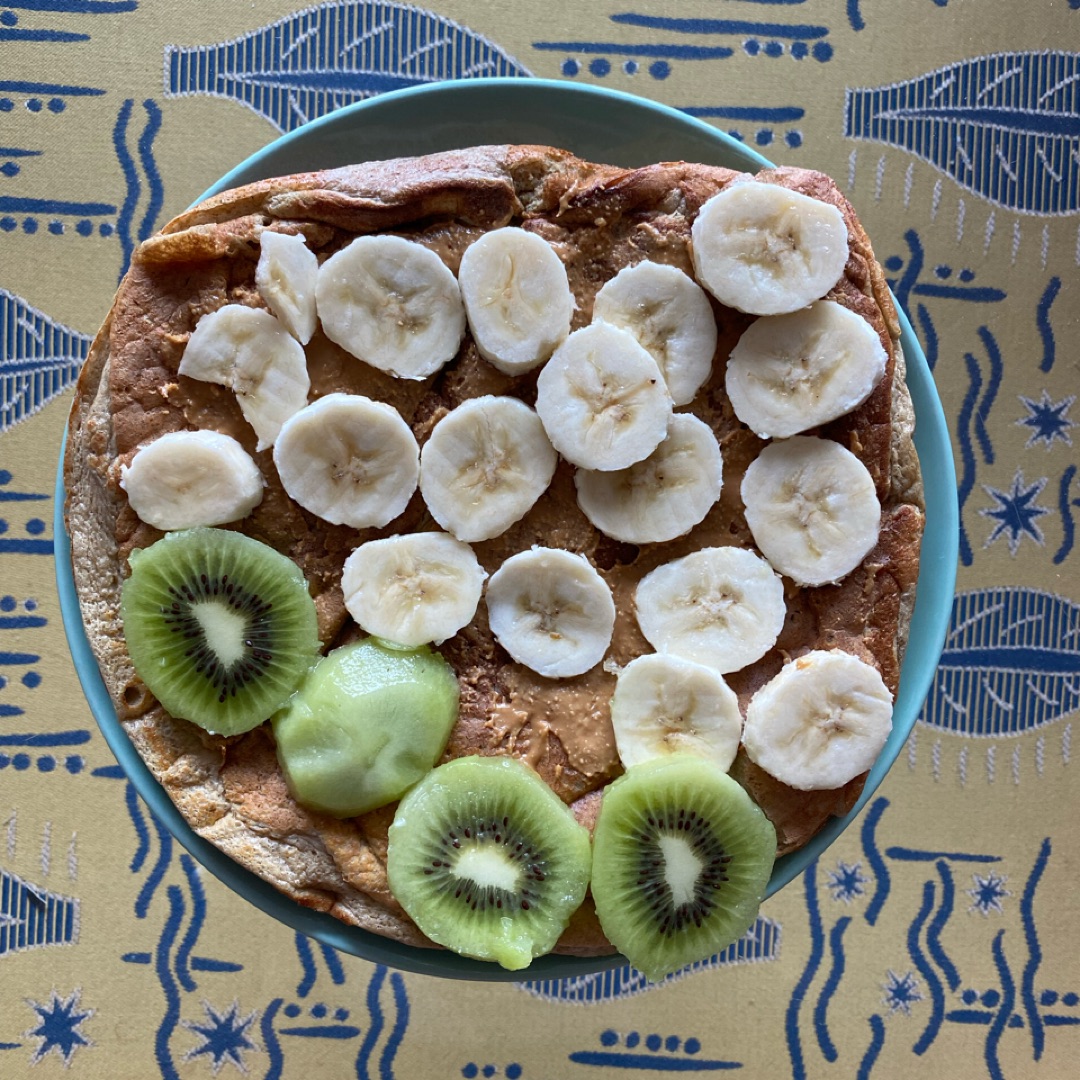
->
120, 429, 264, 530
341, 532, 486, 647
178, 304, 309, 451
610, 653, 742, 772
458, 227, 575, 375
635, 546, 786, 674
592, 261, 717, 406
316, 234, 466, 380
726, 300, 887, 438
486, 547, 616, 679
742, 650, 893, 790
535, 322, 673, 472
691, 182, 849, 316
273, 393, 419, 530
419, 396, 557, 543
256, 230, 319, 344
741, 435, 881, 586
573, 413, 722, 544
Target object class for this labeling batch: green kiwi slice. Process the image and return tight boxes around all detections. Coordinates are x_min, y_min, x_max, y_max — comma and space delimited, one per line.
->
120, 527, 320, 736
272, 637, 459, 818
590, 753, 776, 983
387, 755, 592, 970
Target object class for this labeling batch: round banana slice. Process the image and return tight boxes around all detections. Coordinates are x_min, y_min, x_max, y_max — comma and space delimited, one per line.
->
178, 304, 309, 451
610, 653, 742, 773
726, 300, 887, 438
535, 322, 673, 471
691, 182, 849, 316
316, 234, 466, 380
592, 261, 717, 406
634, 546, 786, 674
120, 430, 264, 531
742, 650, 893, 790
419, 396, 557, 543
486, 547, 616, 679
256, 230, 319, 344
741, 435, 881, 586
341, 532, 486, 648
458, 227, 575, 375
574, 413, 722, 544
273, 393, 419, 530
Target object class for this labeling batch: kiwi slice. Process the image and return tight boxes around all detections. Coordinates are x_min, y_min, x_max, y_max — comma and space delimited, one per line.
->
272, 637, 459, 817
590, 754, 776, 983
120, 527, 320, 736
387, 755, 592, 970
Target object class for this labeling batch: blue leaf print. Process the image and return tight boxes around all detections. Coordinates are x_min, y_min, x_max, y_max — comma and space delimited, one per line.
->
921, 587, 1080, 737
845, 51, 1080, 215
164, 1, 530, 134
517, 916, 781, 1002
0, 287, 90, 433
0, 868, 80, 957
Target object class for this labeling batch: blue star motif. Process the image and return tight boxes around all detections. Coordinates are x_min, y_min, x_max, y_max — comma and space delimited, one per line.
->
980, 470, 1051, 555
967, 871, 1010, 916
825, 860, 870, 903
1017, 391, 1074, 449
881, 970, 923, 1015
182, 1000, 259, 1074
24, 988, 94, 1065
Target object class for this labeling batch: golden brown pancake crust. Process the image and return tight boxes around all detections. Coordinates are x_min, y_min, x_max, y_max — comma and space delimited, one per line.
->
65, 146, 923, 956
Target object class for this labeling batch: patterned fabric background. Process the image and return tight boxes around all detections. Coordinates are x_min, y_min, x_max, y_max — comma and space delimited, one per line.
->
1, 2, 1078, 1076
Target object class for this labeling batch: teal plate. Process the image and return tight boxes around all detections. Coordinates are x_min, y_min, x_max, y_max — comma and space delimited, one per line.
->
56, 78, 959, 982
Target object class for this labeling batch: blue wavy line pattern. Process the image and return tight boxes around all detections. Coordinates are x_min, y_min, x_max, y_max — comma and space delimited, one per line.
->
973, 326, 1003, 466
846, 51, 1080, 214
813, 916, 851, 1062
908, 881, 945, 1055
985, 930, 1016, 1080
926, 862, 960, 992
164, 1, 529, 133
1054, 465, 1078, 564
1037, 277, 1062, 373
1020, 838, 1052, 1060
174, 854, 206, 993
921, 587, 1080, 736
957, 349, 982, 567
295, 933, 318, 997
856, 1015, 886, 1080
785, 862, 823, 1080
861, 798, 891, 927
0, 287, 89, 433
154, 885, 185, 1080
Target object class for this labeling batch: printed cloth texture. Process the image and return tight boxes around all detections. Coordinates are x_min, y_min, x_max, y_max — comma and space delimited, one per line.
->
1, 2, 1078, 1077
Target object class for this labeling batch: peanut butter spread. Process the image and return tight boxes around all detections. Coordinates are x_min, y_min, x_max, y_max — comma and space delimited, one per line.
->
66, 146, 924, 955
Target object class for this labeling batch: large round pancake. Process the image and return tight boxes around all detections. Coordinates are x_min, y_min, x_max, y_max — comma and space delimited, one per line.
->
64, 145, 924, 956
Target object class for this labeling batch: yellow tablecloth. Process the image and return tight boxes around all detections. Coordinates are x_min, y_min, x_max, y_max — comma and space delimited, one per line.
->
2, 2, 1078, 1076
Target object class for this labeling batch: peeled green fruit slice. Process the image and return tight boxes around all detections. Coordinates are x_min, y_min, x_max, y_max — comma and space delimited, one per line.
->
272, 638, 459, 817
386, 755, 592, 970
590, 754, 776, 983
120, 528, 320, 735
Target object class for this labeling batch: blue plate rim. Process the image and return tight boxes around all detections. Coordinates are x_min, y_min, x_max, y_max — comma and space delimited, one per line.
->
55, 77, 958, 982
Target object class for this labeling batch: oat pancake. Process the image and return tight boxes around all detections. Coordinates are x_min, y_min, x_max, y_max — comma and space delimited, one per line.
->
64, 145, 924, 956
